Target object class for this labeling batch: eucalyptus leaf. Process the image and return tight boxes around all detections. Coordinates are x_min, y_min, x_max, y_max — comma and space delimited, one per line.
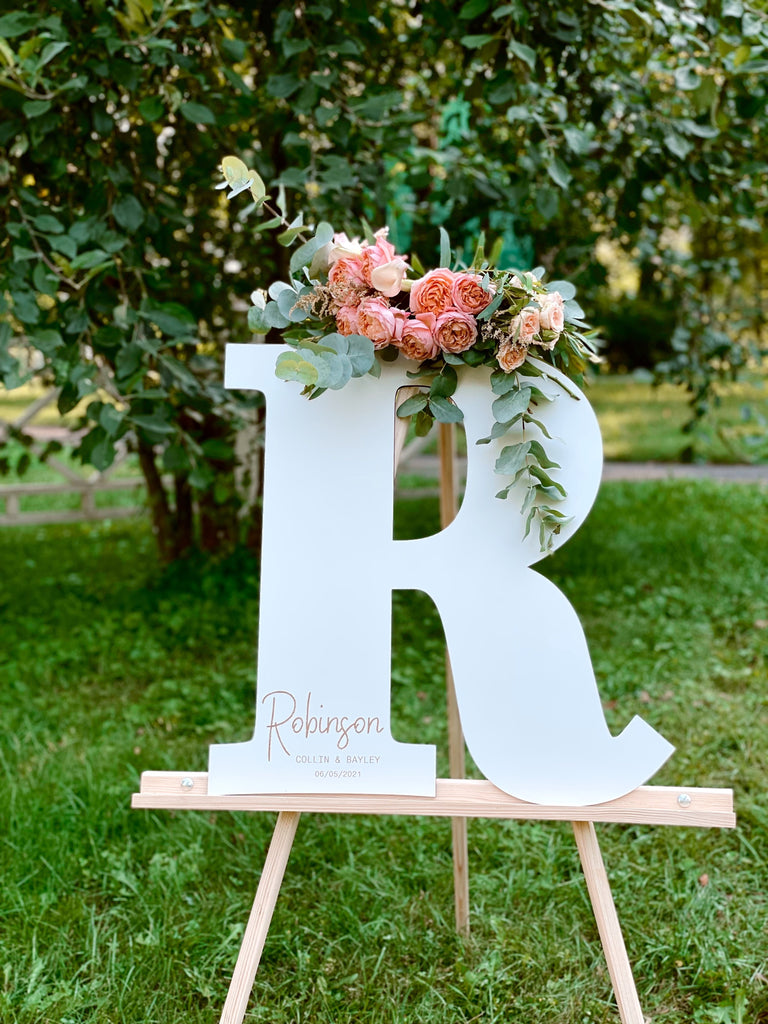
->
545, 280, 576, 301
442, 351, 464, 365
438, 226, 451, 268
491, 386, 531, 423
344, 334, 375, 376
247, 305, 271, 333
430, 365, 458, 399
397, 393, 428, 417
476, 285, 505, 321
495, 441, 530, 475
414, 409, 434, 436
275, 351, 319, 387
262, 301, 291, 329
429, 395, 464, 423
289, 221, 333, 275
523, 414, 553, 439
312, 350, 351, 390
528, 464, 566, 495
491, 370, 520, 395
268, 280, 296, 301
526, 439, 561, 469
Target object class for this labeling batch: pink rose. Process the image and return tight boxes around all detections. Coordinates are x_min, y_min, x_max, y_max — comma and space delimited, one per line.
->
335, 302, 361, 336
370, 257, 409, 298
409, 268, 457, 316
497, 338, 528, 373
538, 291, 565, 340
434, 309, 478, 354
361, 228, 398, 286
451, 272, 495, 315
357, 295, 398, 349
327, 256, 367, 304
396, 312, 439, 362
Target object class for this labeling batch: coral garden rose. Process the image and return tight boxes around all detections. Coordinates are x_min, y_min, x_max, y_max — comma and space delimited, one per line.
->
497, 338, 528, 373
335, 302, 361, 336
327, 256, 367, 303
409, 268, 456, 316
451, 272, 495, 315
396, 312, 439, 362
538, 291, 565, 336
370, 257, 409, 298
357, 295, 399, 349
434, 309, 478, 354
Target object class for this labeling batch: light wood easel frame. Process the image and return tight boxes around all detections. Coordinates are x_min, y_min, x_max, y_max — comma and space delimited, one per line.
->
132, 423, 735, 1022
133, 774, 734, 1024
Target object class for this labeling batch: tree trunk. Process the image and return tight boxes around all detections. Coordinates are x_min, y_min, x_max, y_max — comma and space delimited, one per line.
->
174, 475, 195, 558
137, 439, 176, 563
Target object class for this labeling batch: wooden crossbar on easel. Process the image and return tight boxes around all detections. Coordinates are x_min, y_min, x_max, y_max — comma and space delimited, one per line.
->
132, 772, 735, 1024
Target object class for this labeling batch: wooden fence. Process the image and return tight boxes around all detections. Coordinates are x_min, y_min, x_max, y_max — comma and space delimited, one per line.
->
0, 387, 441, 528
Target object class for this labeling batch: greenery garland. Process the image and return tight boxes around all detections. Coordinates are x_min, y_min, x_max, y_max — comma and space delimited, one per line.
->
218, 157, 600, 552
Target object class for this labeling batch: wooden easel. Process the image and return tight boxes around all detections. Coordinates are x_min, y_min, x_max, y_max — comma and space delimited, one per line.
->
132, 422, 735, 1023
133, 775, 735, 1024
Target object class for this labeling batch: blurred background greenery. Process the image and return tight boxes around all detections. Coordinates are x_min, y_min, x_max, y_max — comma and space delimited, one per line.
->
1, 0, 766, 559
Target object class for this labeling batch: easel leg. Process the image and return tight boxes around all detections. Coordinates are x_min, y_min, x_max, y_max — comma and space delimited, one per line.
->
220, 811, 301, 1024
446, 658, 470, 936
572, 821, 644, 1024
439, 421, 470, 938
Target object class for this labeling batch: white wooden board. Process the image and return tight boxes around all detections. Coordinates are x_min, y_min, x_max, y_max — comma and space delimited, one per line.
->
209, 344, 673, 804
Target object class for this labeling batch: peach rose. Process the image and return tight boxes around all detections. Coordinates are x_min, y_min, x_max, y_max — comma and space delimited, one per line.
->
327, 256, 367, 304
335, 302, 361, 336
396, 312, 439, 362
370, 257, 409, 298
434, 309, 478, 354
451, 272, 495, 315
357, 295, 398, 349
510, 307, 541, 346
409, 268, 457, 316
497, 338, 528, 373
538, 291, 565, 338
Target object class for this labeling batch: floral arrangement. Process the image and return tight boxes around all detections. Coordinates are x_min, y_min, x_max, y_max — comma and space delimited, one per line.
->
217, 157, 599, 552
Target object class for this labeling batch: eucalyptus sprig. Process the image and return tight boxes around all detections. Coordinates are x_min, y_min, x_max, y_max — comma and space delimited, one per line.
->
483, 369, 574, 552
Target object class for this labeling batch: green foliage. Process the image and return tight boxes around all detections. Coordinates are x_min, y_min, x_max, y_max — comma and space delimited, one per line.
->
2, 0, 766, 563
1, 484, 767, 1021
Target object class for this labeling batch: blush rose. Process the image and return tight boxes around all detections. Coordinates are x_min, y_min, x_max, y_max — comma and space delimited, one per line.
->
497, 338, 528, 373
511, 307, 541, 346
335, 303, 361, 336
357, 296, 399, 349
538, 291, 565, 343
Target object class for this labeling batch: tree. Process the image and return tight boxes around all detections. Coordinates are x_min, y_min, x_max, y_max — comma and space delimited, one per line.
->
2, 0, 766, 564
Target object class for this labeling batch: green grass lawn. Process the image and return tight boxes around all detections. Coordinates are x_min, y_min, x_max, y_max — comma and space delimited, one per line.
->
1, 483, 767, 1023
587, 372, 767, 463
